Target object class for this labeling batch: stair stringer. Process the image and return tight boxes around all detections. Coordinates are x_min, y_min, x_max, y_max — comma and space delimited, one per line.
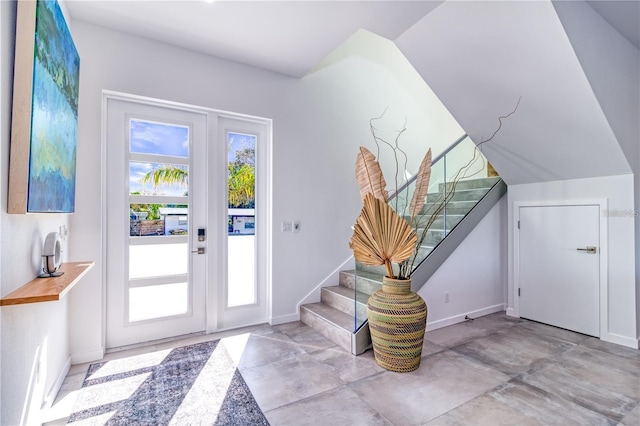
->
409, 179, 507, 293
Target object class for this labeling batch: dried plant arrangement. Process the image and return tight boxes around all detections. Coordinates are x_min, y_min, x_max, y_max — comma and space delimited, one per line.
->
350, 99, 520, 280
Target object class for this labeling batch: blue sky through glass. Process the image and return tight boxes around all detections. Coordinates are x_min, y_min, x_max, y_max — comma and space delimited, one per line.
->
228, 132, 256, 163
129, 120, 189, 196
130, 120, 189, 157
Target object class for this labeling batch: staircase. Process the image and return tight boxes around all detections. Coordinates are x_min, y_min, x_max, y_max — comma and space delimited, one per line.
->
300, 174, 506, 354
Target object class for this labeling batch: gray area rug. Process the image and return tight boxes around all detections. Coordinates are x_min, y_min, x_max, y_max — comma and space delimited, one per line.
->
68, 340, 269, 425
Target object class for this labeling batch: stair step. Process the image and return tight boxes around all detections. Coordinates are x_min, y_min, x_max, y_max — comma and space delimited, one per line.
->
416, 228, 451, 245
322, 286, 368, 318
339, 269, 384, 295
426, 187, 489, 203
356, 244, 435, 276
420, 200, 477, 215
407, 213, 464, 230
300, 303, 353, 352
348, 238, 440, 283
437, 176, 500, 192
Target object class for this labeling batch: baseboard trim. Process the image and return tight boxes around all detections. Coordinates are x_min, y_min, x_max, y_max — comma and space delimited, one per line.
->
427, 304, 505, 331
270, 313, 300, 325
602, 332, 639, 349
43, 357, 71, 409
71, 347, 105, 365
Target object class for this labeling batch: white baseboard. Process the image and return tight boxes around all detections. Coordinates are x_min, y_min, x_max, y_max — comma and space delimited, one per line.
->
270, 313, 300, 325
43, 357, 71, 409
427, 304, 505, 331
602, 332, 639, 349
71, 347, 105, 365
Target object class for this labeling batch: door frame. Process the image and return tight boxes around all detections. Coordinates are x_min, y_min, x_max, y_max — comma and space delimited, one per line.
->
101, 91, 272, 348
512, 199, 608, 340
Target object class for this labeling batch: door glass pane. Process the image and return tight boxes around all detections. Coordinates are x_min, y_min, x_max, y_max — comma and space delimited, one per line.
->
128, 119, 191, 323
130, 162, 188, 197
227, 132, 256, 307
129, 203, 189, 237
130, 119, 189, 157
129, 283, 188, 322
129, 241, 188, 279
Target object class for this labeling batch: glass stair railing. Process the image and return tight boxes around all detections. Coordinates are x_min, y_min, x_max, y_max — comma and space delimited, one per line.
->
352, 134, 504, 336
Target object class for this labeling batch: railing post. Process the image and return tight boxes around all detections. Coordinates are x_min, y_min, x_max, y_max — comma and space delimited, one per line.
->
443, 154, 448, 237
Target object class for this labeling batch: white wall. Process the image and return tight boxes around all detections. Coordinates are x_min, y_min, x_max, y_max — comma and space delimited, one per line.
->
1, 1, 74, 424
508, 175, 637, 347
67, 19, 464, 358
306, 29, 466, 189
552, 0, 640, 338
419, 196, 508, 328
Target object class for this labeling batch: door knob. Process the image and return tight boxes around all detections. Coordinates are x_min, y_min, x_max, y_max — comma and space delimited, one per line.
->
576, 246, 597, 254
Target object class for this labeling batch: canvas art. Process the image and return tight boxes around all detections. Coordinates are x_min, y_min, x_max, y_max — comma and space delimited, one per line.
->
8, 0, 80, 213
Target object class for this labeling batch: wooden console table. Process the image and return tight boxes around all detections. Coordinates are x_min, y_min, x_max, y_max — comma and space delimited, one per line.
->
0, 261, 95, 306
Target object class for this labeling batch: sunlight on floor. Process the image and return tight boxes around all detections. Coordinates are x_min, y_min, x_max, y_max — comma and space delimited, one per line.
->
169, 337, 249, 424
56, 334, 253, 425
87, 350, 170, 380
221, 333, 251, 367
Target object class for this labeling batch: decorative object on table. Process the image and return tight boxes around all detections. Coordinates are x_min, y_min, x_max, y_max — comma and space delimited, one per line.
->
39, 232, 63, 278
8, 0, 80, 214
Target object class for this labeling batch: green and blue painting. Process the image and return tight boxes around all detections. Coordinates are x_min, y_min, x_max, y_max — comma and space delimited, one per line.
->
27, 0, 79, 212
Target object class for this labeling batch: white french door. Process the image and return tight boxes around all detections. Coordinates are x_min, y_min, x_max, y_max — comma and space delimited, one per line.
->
105, 95, 271, 347
105, 97, 207, 349
212, 117, 270, 330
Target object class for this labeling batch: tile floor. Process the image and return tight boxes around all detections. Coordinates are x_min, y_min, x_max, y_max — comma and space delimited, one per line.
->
45, 312, 639, 425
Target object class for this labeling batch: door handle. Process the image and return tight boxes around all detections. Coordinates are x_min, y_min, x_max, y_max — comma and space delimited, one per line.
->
191, 247, 205, 254
576, 246, 597, 254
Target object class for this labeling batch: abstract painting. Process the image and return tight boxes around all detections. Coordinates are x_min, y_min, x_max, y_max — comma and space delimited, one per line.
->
8, 0, 80, 213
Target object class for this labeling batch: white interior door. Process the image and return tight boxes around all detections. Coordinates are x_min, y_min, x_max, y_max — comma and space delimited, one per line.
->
106, 96, 207, 349
518, 204, 600, 337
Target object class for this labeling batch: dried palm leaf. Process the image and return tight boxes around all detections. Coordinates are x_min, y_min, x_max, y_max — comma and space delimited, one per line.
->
408, 148, 432, 219
355, 147, 388, 203
349, 193, 416, 279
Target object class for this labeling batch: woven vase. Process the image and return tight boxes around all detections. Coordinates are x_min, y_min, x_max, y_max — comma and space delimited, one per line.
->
367, 276, 427, 372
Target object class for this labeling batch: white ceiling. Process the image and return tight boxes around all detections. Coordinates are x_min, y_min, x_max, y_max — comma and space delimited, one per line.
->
65, 0, 638, 78
65, 0, 443, 77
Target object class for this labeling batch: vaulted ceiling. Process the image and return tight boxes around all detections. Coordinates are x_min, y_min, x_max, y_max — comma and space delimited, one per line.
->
65, 0, 443, 78
66, 0, 639, 185
65, 1, 639, 78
